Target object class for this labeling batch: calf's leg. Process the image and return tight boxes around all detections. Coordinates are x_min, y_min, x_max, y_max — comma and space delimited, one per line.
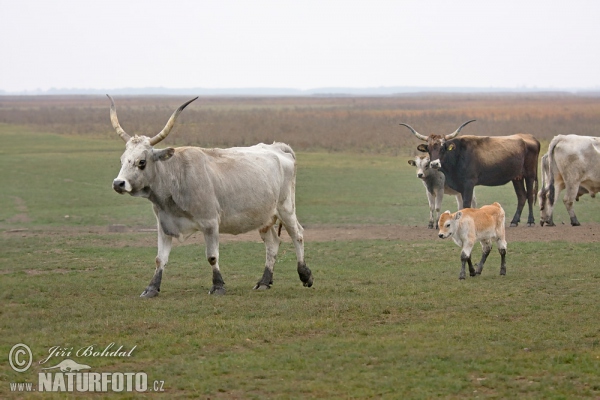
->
475, 240, 492, 275
459, 242, 476, 280
497, 237, 507, 276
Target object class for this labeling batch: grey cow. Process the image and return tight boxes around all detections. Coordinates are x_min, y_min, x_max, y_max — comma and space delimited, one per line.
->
109, 95, 313, 297
408, 155, 476, 229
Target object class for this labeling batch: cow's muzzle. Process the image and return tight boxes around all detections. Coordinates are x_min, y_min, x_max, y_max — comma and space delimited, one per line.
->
430, 160, 441, 169
112, 179, 130, 194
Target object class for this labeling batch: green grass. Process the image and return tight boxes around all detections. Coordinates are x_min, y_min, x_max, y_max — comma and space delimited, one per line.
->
1, 236, 599, 398
2, 125, 600, 229
1, 125, 600, 398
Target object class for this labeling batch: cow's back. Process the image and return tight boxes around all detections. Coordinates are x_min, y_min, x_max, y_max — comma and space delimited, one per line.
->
550, 134, 600, 192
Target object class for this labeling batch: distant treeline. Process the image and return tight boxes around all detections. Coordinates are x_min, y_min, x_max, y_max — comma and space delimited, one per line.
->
1, 94, 599, 154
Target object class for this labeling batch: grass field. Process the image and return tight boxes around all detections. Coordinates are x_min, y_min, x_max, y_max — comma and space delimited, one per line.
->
1, 98, 600, 399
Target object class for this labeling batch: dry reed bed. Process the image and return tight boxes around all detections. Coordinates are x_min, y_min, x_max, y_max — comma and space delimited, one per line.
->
1, 93, 599, 154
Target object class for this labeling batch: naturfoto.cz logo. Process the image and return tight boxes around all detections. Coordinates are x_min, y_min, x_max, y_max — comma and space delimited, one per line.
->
8, 343, 164, 393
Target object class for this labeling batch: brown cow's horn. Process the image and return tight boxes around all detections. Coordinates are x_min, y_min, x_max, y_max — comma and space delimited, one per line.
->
399, 123, 428, 141
445, 119, 476, 140
107, 95, 131, 143
148, 97, 199, 146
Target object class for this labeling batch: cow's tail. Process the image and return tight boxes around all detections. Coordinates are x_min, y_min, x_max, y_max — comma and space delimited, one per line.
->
545, 135, 563, 207
273, 142, 296, 160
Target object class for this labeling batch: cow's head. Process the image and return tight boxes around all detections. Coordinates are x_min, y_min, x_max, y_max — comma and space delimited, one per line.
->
108, 95, 197, 197
399, 120, 475, 169
438, 210, 461, 239
407, 155, 433, 180
538, 183, 556, 226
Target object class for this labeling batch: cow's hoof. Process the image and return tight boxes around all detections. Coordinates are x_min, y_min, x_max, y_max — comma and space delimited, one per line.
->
527, 222, 535, 227
509, 222, 518, 227
302, 275, 313, 287
459, 276, 466, 280
209, 286, 226, 295
253, 283, 271, 291
298, 262, 313, 288
140, 288, 159, 298
427, 224, 434, 229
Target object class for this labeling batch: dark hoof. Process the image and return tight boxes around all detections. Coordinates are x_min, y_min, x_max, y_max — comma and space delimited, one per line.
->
209, 286, 226, 295
500, 270, 506, 276
571, 222, 581, 227
253, 283, 271, 291
303, 275, 313, 287
298, 262, 313, 288
509, 222, 518, 227
527, 222, 535, 227
140, 288, 159, 298
470, 272, 477, 277
427, 224, 434, 229
459, 276, 466, 280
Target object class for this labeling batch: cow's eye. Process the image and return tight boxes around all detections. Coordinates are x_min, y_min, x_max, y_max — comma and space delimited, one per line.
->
445, 223, 450, 228
138, 159, 146, 170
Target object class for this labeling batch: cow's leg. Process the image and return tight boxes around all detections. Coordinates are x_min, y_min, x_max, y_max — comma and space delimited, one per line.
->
563, 185, 581, 226
461, 185, 475, 208
475, 240, 492, 275
454, 193, 463, 210
525, 176, 536, 226
278, 206, 313, 288
203, 226, 225, 295
497, 237, 507, 276
510, 179, 527, 227
254, 224, 280, 290
459, 242, 475, 280
426, 190, 436, 229
141, 227, 172, 298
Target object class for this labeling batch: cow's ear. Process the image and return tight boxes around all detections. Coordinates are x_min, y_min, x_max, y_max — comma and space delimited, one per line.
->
408, 159, 416, 166
417, 144, 428, 153
454, 211, 462, 220
153, 148, 175, 161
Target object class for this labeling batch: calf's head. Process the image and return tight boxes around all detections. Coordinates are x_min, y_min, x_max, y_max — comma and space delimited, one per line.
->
108, 95, 197, 196
407, 155, 433, 179
438, 210, 461, 239
399, 120, 475, 169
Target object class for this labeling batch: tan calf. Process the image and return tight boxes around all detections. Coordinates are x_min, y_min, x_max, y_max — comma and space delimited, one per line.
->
437, 202, 507, 280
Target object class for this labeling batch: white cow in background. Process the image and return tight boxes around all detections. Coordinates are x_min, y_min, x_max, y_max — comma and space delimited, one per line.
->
538, 134, 600, 226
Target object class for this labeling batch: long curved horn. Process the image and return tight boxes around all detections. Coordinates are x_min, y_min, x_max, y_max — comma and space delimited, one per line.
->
107, 95, 131, 142
445, 119, 476, 140
149, 97, 199, 146
399, 123, 428, 141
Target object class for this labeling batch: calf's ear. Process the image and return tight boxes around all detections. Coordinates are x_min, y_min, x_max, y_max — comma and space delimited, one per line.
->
408, 160, 416, 166
454, 211, 462, 220
153, 148, 175, 161
417, 144, 428, 153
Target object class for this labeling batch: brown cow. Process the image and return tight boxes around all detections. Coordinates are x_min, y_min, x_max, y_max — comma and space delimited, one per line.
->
400, 121, 540, 227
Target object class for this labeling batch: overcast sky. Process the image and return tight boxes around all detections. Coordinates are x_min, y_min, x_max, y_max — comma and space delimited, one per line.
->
1, 0, 599, 92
